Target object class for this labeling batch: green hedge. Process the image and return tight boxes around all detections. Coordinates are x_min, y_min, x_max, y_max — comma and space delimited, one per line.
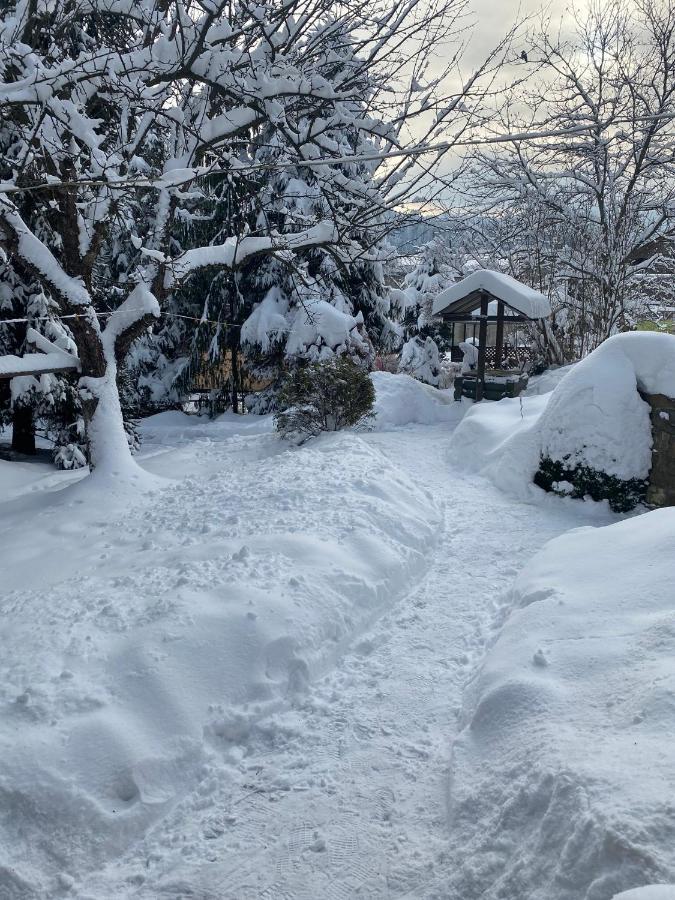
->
534, 455, 647, 512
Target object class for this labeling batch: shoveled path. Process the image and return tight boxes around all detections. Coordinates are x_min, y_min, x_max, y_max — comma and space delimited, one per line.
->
81, 423, 610, 899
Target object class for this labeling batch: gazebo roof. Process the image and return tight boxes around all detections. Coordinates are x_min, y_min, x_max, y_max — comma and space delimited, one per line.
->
432, 269, 552, 320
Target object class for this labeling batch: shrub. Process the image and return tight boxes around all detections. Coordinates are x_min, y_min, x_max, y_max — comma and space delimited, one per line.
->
275, 357, 375, 443
534, 455, 648, 512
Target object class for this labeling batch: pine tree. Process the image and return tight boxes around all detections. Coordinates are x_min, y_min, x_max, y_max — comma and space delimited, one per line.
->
394, 236, 453, 385
240, 19, 397, 412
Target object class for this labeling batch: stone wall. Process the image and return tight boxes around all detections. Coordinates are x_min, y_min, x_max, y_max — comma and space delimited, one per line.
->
641, 391, 675, 507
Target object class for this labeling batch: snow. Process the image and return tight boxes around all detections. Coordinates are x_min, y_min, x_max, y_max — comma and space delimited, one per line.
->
100, 283, 160, 355
0, 197, 92, 308
0, 370, 672, 899
614, 889, 675, 900
0, 404, 445, 896
397, 335, 442, 385
167, 223, 338, 286
240, 286, 289, 352
446, 505, 675, 898
448, 390, 549, 501
0, 351, 79, 377
370, 370, 463, 427
459, 337, 479, 373
285, 299, 366, 359
432, 268, 552, 319
450, 332, 675, 496
525, 363, 575, 396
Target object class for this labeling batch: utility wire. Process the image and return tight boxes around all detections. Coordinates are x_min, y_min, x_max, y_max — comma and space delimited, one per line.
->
3, 115, 675, 197
0, 309, 241, 327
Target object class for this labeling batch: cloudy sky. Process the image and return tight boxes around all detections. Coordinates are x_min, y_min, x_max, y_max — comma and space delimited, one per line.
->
403, 0, 575, 212
464, 0, 570, 69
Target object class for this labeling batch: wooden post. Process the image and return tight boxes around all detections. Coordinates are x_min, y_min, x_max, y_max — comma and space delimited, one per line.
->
476, 292, 489, 402
495, 300, 505, 369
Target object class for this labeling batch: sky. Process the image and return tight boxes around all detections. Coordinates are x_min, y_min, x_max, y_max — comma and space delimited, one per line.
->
403, 0, 575, 213
463, 0, 570, 70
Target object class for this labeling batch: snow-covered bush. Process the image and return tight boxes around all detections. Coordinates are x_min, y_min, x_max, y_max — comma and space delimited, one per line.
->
398, 336, 442, 386
449, 332, 675, 510
275, 358, 375, 442
531, 332, 675, 510
53, 441, 87, 470
534, 456, 648, 513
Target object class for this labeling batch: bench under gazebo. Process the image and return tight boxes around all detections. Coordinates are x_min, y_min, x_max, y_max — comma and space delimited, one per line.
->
432, 269, 551, 401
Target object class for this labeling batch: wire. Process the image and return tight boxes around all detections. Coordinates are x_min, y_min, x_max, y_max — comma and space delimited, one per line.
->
0, 309, 241, 327
4, 116, 673, 197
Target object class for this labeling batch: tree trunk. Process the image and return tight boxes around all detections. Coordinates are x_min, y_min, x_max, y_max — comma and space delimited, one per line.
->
11, 404, 36, 455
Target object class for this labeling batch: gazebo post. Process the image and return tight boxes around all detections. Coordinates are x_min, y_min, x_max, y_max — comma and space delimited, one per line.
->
475, 291, 489, 401
495, 300, 505, 368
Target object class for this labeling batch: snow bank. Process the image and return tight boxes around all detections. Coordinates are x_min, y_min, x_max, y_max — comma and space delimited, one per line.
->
525, 363, 575, 396
0, 454, 85, 502
614, 889, 675, 900
371, 370, 465, 428
0, 419, 441, 895
448, 391, 550, 500
448, 507, 675, 899
449, 332, 675, 497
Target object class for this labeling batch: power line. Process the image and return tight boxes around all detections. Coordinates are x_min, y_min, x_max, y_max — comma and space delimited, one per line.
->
3, 115, 674, 198
0, 309, 240, 327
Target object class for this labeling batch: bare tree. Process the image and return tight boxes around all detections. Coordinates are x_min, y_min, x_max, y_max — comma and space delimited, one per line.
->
459, 0, 675, 359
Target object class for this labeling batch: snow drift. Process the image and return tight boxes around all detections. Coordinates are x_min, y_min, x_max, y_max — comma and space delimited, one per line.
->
370, 370, 465, 428
613, 888, 675, 900
447, 506, 675, 899
0, 413, 440, 896
449, 332, 675, 499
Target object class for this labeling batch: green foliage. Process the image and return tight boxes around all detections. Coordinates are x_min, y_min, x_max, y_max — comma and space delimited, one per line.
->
534, 455, 648, 512
275, 357, 375, 443
636, 320, 675, 336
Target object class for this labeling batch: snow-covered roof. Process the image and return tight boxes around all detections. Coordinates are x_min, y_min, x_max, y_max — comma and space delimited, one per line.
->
432, 269, 551, 319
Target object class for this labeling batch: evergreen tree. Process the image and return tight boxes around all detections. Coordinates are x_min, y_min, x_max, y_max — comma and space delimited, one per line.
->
394, 236, 453, 385
240, 21, 397, 412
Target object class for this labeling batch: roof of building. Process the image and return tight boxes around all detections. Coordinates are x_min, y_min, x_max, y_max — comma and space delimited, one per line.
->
432, 269, 552, 320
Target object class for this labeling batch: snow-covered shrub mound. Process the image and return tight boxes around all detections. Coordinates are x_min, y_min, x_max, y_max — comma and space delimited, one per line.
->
371, 370, 465, 428
0, 423, 440, 895
275, 357, 375, 442
397, 335, 442, 386
448, 507, 675, 899
450, 332, 675, 509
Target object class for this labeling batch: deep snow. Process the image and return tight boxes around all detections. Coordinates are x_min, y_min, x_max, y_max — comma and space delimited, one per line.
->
0, 371, 672, 899
449, 332, 675, 494
445, 506, 675, 898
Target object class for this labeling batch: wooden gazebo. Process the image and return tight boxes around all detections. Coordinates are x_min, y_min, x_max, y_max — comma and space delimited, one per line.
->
432, 269, 551, 401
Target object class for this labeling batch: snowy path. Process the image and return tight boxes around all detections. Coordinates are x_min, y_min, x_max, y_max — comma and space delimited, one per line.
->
79, 423, 612, 900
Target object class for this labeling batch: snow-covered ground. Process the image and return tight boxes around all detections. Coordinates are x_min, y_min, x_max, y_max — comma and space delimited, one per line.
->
1, 372, 673, 899
445, 505, 675, 899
